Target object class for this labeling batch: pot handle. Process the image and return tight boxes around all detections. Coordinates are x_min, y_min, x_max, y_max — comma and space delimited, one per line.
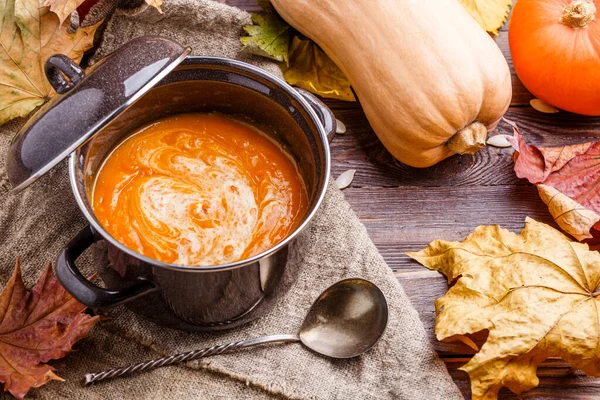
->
45, 54, 86, 94
56, 225, 157, 309
296, 88, 336, 143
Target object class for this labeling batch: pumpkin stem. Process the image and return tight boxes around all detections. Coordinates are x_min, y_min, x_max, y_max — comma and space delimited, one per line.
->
446, 121, 487, 155
560, 0, 596, 29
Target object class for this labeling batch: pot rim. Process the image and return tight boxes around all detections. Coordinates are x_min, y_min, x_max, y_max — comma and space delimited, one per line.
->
68, 56, 331, 273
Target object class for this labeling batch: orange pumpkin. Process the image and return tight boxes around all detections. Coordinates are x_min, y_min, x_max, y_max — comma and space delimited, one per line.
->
509, 0, 600, 116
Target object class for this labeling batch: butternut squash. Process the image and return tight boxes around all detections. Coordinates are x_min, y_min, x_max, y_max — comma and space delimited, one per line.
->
271, 0, 512, 167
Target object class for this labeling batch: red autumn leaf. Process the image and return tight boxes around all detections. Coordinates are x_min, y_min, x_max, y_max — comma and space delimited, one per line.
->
76, 0, 104, 24
507, 119, 600, 242
0, 259, 99, 399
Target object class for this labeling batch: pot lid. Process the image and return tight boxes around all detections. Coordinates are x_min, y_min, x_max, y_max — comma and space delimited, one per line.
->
6, 36, 191, 192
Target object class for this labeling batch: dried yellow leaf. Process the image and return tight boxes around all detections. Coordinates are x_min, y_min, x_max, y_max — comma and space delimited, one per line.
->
0, 0, 100, 126
457, 0, 512, 35
409, 218, 600, 400
281, 36, 355, 102
42, 0, 84, 25
537, 184, 600, 241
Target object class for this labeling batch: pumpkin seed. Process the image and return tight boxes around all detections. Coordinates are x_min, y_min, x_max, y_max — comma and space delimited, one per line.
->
336, 169, 356, 189
486, 135, 512, 148
530, 99, 559, 114
336, 119, 347, 134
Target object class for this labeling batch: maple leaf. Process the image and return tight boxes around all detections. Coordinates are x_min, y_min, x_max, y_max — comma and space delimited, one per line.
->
507, 121, 600, 241
0, 0, 101, 126
281, 36, 356, 102
240, 1, 291, 64
457, 0, 512, 35
41, 0, 85, 25
408, 218, 600, 400
144, 0, 163, 13
0, 259, 99, 399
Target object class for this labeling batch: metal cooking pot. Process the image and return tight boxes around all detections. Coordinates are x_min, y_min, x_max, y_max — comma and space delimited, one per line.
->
5, 37, 334, 331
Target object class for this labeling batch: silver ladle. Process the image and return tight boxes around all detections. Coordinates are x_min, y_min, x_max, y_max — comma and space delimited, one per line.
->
84, 278, 388, 385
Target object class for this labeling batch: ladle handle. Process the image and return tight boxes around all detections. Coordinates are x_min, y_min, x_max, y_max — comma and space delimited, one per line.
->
84, 334, 300, 385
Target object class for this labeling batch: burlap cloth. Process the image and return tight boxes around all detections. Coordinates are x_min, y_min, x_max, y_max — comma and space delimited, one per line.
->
0, 0, 463, 398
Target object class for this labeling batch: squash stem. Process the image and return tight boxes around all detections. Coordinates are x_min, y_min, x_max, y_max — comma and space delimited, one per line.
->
560, 0, 596, 29
446, 121, 487, 155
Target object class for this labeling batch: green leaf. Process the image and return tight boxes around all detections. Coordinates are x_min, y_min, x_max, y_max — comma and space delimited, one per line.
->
281, 36, 356, 102
240, 3, 291, 64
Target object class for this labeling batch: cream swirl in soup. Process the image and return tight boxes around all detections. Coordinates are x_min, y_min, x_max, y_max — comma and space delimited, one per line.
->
92, 114, 308, 266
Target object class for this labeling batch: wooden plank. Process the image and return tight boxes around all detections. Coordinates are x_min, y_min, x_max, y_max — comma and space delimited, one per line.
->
330, 108, 522, 188
342, 185, 555, 268
329, 106, 600, 191
498, 108, 600, 146
329, 115, 522, 188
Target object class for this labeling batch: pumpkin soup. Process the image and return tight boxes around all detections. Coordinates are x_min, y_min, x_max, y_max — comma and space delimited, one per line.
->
92, 114, 308, 266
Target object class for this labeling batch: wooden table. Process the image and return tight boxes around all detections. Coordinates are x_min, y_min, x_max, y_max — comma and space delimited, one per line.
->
226, 1, 600, 398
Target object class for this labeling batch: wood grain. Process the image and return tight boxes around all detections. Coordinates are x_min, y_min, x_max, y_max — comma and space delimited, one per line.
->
344, 186, 555, 262
225, 1, 600, 398
330, 113, 523, 188
499, 108, 600, 145
329, 108, 600, 190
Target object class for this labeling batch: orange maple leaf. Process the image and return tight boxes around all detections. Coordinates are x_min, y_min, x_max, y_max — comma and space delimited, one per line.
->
0, 259, 99, 399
